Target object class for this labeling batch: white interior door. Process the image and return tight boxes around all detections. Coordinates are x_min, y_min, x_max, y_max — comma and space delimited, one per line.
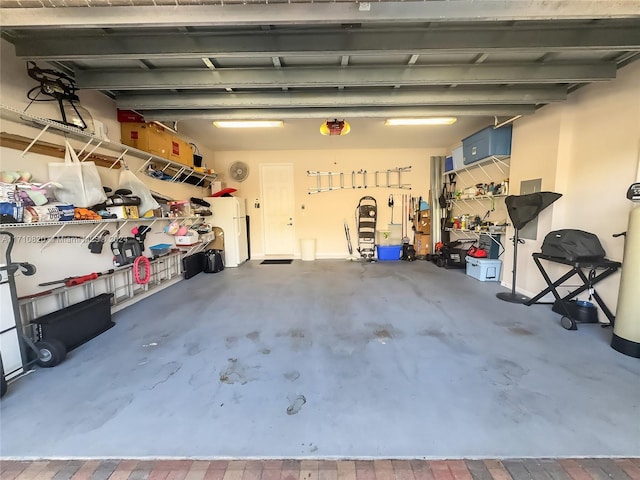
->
260, 164, 295, 256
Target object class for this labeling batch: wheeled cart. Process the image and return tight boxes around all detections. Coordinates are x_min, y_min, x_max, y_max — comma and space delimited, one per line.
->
525, 253, 621, 330
356, 196, 377, 261
1, 231, 67, 398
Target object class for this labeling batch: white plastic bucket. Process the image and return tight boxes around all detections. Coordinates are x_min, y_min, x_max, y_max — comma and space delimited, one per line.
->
300, 238, 316, 261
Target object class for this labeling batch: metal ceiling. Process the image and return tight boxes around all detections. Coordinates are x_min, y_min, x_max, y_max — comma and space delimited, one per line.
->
1, 1, 640, 124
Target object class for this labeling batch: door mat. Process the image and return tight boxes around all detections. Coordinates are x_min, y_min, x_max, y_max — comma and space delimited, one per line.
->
261, 259, 293, 265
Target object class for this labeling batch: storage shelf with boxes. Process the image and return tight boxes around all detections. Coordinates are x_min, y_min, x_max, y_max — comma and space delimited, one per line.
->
0, 105, 217, 187
443, 125, 511, 261
121, 122, 193, 168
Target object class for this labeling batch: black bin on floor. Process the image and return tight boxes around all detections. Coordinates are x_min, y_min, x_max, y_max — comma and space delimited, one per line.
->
32, 293, 114, 351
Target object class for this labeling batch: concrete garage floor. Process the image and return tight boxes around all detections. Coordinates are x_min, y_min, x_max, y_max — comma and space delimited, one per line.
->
1, 260, 639, 459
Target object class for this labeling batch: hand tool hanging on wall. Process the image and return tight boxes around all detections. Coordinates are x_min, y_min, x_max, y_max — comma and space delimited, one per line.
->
388, 195, 395, 223
38, 269, 115, 287
88, 230, 111, 254
131, 225, 151, 251
404, 194, 411, 244
112, 237, 143, 267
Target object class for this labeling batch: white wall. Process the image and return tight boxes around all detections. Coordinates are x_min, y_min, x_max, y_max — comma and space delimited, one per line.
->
210, 148, 442, 258
505, 60, 640, 318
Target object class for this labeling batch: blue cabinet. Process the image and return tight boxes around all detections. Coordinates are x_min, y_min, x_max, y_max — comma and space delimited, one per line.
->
462, 124, 512, 165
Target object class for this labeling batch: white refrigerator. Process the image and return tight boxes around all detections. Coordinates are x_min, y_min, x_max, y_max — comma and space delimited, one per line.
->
205, 197, 249, 267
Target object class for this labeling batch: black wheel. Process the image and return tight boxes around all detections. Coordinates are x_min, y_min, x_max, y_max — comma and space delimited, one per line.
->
560, 316, 577, 331
436, 257, 446, 268
35, 339, 67, 368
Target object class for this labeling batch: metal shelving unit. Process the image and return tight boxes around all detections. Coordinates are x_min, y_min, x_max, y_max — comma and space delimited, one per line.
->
444, 227, 506, 247
444, 155, 510, 252
443, 155, 510, 181
0, 105, 217, 186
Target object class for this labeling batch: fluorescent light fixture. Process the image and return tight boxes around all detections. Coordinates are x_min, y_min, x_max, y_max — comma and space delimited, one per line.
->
213, 120, 283, 128
385, 117, 457, 126
151, 120, 178, 134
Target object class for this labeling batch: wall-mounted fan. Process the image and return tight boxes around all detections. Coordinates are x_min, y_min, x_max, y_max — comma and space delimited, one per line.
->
229, 161, 249, 182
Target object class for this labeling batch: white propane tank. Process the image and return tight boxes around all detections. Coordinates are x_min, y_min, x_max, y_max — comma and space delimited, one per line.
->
611, 183, 640, 358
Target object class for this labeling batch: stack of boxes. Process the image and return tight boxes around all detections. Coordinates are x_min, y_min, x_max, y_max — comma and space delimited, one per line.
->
413, 207, 431, 257
120, 119, 194, 168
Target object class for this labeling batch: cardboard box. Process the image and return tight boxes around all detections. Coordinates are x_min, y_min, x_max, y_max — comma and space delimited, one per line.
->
414, 212, 431, 234
414, 232, 431, 256
211, 181, 225, 195
106, 205, 139, 219
121, 122, 172, 158
170, 136, 194, 167
202, 226, 224, 250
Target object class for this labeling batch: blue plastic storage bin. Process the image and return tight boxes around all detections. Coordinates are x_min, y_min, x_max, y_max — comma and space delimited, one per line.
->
462, 124, 512, 165
150, 243, 172, 256
444, 156, 454, 172
377, 245, 402, 261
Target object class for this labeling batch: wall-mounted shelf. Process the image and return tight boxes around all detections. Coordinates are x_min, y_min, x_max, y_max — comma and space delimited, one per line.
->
443, 155, 510, 182
0, 105, 217, 186
445, 227, 506, 235
450, 194, 507, 202
0, 216, 202, 229
0, 216, 205, 251
444, 228, 506, 248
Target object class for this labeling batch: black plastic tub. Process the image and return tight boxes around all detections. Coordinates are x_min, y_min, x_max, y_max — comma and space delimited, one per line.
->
32, 293, 114, 351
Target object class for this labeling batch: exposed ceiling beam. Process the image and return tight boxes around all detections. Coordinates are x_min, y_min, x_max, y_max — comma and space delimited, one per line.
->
202, 57, 216, 69
339, 56, 349, 90
75, 64, 616, 90
138, 59, 153, 70
3, 2, 640, 29
143, 105, 537, 122
116, 87, 567, 110
12, 26, 640, 60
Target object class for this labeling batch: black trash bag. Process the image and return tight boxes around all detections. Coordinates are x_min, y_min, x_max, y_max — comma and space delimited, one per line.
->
203, 249, 225, 273
504, 192, 562, 230
541, 229, 606, 261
